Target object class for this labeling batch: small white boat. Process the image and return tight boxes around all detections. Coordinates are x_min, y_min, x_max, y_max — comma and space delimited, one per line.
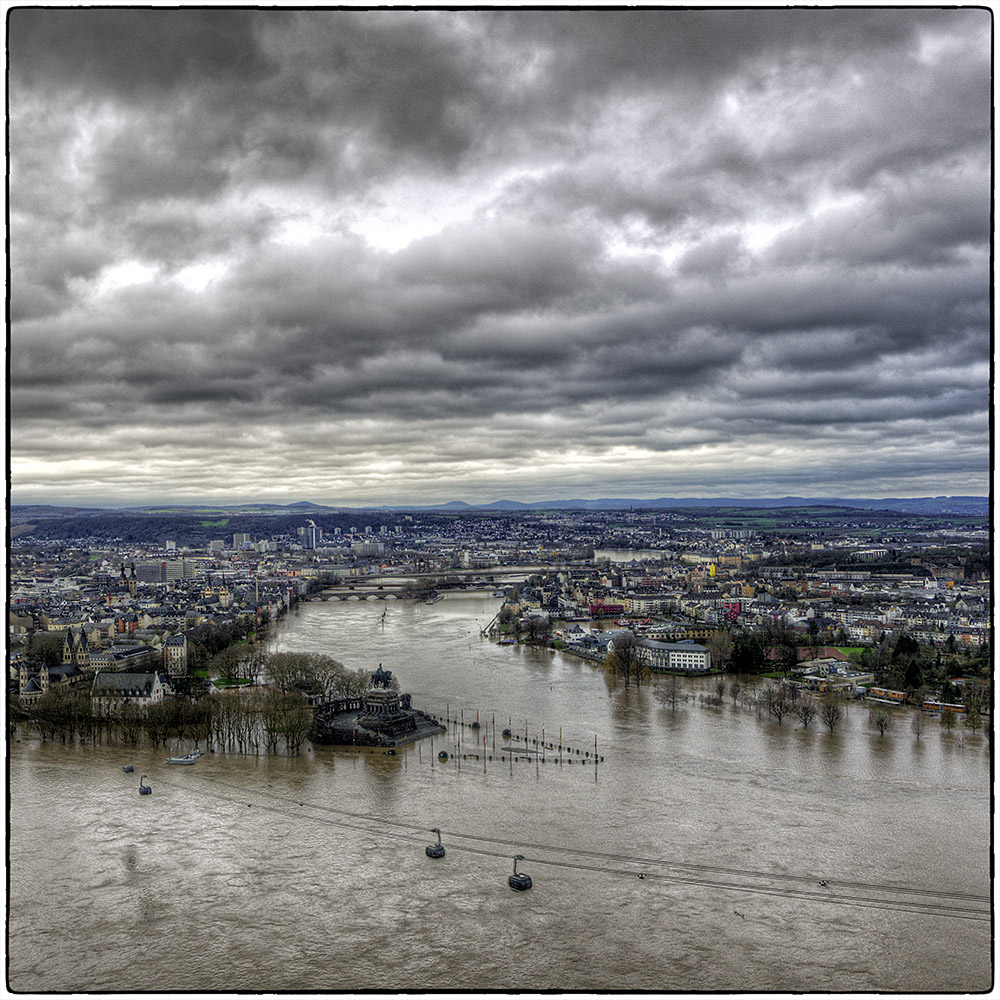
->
165, 752, 204, 765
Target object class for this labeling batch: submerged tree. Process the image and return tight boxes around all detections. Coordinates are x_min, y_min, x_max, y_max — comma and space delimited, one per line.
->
604, 632, 646, 689
796, 698, 818, 729
765, 684, 792, 725
654, 674, 685, 710
964, 705, 982, 736
820, 696, 842, 734
32, 687, 76, 742
869, 706, 892, 737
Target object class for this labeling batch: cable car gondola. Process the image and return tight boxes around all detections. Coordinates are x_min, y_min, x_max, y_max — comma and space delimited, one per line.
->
508, 854, 532, 891
426, 828, 445, 859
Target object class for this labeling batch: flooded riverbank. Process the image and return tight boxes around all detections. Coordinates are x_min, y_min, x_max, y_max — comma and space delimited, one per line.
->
8, 597, 991, 992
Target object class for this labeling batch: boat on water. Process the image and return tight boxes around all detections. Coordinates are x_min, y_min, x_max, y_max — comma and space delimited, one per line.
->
165, 752, 204, 765
425, 594, 444, 605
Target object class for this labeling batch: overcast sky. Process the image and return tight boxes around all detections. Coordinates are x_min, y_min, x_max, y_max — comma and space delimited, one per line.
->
8, 7, 992, 507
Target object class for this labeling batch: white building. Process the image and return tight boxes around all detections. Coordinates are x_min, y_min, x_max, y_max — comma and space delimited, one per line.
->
607, 633, 712, 673
640, 639, 712, 674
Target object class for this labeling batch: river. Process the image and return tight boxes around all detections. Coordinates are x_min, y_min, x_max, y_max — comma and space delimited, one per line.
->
8, 596, 992, 992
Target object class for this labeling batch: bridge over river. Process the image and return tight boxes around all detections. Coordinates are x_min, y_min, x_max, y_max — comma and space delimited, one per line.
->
313, 564, 575, 600
312, 584, 412, 601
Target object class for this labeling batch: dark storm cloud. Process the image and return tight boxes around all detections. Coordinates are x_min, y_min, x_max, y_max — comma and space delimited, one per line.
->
7, 8, 273, 96
8, 7, 991, 504
489, 8, 942, 96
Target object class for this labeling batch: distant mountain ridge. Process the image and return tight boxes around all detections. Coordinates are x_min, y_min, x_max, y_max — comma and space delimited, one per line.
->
435, 495, 990, 515
10, 495, 989, 519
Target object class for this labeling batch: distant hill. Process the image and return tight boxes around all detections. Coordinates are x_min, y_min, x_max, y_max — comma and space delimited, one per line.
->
10, 494, 989, 522
9, 504, 117, 524
385, 496, 990, 516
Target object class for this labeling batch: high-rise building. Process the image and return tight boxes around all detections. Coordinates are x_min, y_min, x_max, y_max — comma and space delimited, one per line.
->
297, 522, 322, 549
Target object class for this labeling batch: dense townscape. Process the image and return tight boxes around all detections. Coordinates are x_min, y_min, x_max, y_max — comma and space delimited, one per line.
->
9, 502, 991, 744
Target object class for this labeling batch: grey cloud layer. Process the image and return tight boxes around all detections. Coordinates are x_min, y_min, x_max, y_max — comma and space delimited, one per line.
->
8, 8, 991, 504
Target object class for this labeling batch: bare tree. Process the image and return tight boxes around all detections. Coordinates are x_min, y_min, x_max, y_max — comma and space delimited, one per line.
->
869, 706, 892, 737
260, 691, 284, 755
767, 625, 799, 677
143, 702, 171, 748
341, 667, 371, 699
211, 645, 244, 682
795, 698, 818, 729
631, 657, 652, 688
118, 703, 144, 745
766, 685, 791, 725
604, 632, 645, 689
189, 700, 214, 750
655, 674, 684, 710
530, 615, 552, 644
707, 630, 734, 671
820, 696, 842, 733
308, 653, 350, 699
280, 695, 313, 755
728, 680, 742, 706
263, 651, 313, 693
911, 710, 927, 740
240, 642, 268, 683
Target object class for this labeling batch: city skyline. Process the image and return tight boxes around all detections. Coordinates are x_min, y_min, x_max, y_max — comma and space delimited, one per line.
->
8, 7, 992, 507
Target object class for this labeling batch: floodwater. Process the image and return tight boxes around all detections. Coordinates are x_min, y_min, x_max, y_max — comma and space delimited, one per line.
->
8, 596, 992, 993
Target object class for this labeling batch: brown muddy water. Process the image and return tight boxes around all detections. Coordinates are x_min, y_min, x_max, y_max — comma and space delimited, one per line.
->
7, 597, 992, 992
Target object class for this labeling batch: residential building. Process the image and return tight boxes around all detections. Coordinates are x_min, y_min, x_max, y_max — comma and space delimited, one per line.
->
91, 671, 168, 711
162, 634, 188, 676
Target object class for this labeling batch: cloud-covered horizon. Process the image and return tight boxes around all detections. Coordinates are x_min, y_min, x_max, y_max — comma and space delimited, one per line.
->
9, 8, 992, 506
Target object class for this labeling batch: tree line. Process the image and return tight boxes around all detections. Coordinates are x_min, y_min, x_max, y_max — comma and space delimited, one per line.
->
654, 674, 989, 742
11, 650, 379, 756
